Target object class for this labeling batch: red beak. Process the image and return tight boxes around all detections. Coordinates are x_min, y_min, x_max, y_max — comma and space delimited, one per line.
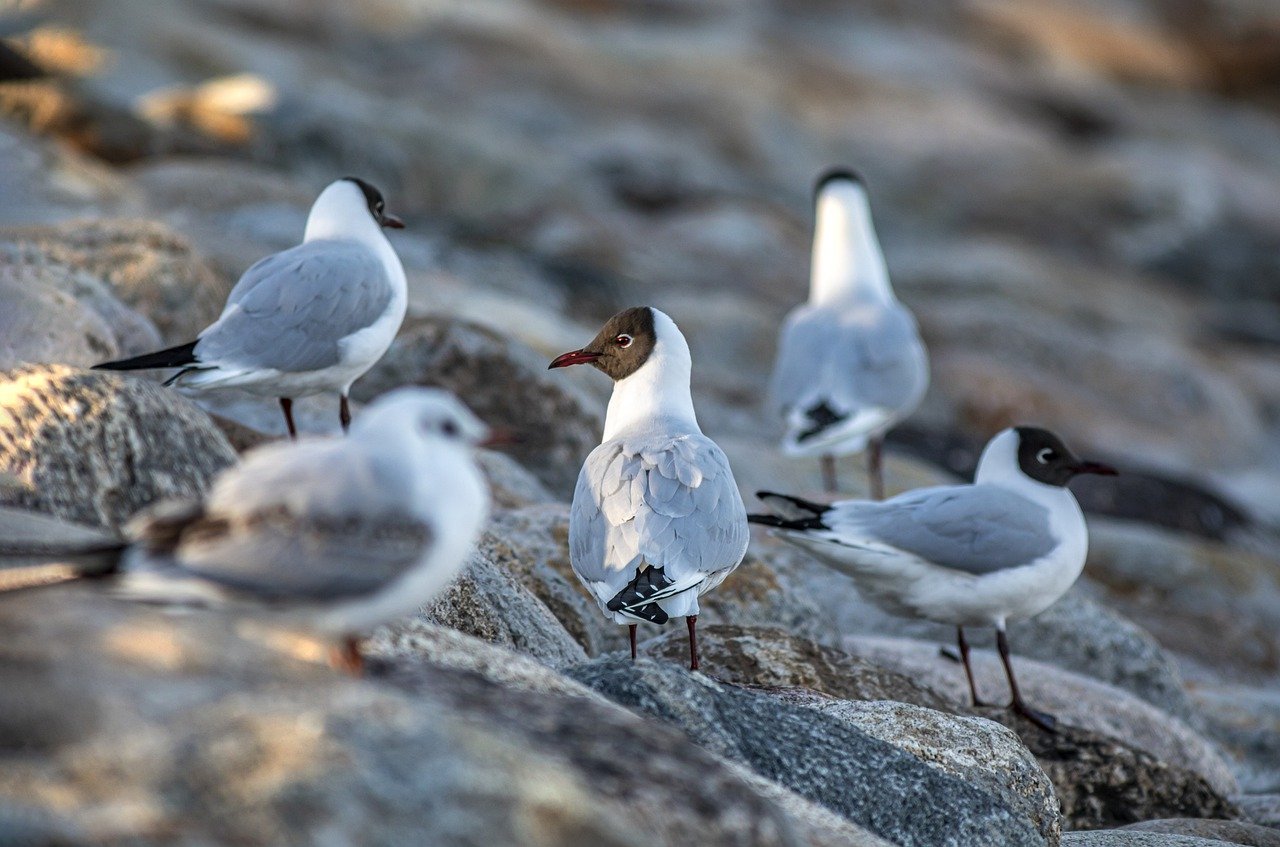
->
1072, 460, 1117, 476
548, 349, 601, 369
381, 214, 405, 229
479, 428, 521, 448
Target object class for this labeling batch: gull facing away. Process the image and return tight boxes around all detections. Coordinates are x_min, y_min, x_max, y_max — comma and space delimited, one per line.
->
0, 389, 491, 673
94, 177, 408, 439
749, 426, 1115, 730
549, 307, 749, 670
768, 169, 928, 498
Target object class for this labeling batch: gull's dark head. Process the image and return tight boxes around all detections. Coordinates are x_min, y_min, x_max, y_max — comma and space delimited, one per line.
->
813, 167, 865, 204
1013, 427, 1117, 487
342, 176, 405, 229
547, 306, 660, 382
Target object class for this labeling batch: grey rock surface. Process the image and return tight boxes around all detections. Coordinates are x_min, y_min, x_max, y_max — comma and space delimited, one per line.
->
0, 584, 891, 847
385, 548, 588, 668
0, 218, 229, 344
353, 316, 603, 496
1062, 833, 1249, 846
1121, 819, 1280, 846
788, 694, 1061, 845
645, 623, 949, 709
1238, 794, 1280, 830
0, 365, 236, 531
568, 656, 1047, 847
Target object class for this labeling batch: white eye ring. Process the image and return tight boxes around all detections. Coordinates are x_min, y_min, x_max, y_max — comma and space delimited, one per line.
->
615, 334, 633, 348
1036, 447, 1055, 464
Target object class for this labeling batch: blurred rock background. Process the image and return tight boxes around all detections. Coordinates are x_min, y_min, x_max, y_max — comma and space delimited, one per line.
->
1, 0, 1279, 844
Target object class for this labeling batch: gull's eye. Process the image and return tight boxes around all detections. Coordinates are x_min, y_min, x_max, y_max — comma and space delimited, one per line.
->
441, 419, 459, 437
375, 201, 385, 213
615, 334, 633, 348
1036, 447, 1056, 464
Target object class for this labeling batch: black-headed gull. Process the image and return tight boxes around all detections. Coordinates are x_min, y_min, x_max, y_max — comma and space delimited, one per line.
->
549, 306, 749, 670
94, 177, 407, 438
750, 426, 1115, 730
768, 169, 928, 498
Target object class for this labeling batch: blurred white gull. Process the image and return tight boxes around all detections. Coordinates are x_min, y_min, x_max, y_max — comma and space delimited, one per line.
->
767, 168, 928, 498
95, 177, 407, 438
0, 389, 492, 673
549, 306, 749, 670
749, 426, 1115, 730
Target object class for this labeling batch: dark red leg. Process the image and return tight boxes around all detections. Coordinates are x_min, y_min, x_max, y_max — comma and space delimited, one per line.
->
996, 627, 1056, 732
339, 394, 351, 433
821, 455, 838, 493
687, 615, 700, 671
868, 435, 885, 501
280, 397, 297, 440
629, 624, 637, 661
329, 635, 364, 676
957, 626, 991, 707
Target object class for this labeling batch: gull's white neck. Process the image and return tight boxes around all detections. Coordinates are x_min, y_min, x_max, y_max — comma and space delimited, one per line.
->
602, 312, 700, 442
809, 183, 894, 308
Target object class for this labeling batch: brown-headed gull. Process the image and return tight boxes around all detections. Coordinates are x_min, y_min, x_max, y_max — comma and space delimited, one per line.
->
549, 306, 749, 670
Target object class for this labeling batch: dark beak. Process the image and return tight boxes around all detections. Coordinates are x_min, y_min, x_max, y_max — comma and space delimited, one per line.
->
380, 213, 405, 229
548, 349, 601, 369
479, 428, 522, 448
1071, 460, 1117, 477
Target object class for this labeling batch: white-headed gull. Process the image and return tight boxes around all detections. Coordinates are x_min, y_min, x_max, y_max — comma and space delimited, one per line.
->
1, 388, 491, 673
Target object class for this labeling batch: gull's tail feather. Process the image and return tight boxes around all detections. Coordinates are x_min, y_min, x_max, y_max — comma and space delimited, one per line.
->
93, 341, 199, 372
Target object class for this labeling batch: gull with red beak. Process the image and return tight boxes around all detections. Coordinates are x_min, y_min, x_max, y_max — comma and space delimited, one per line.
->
749, 426, 1116, 731
549, 307, 749, 670
95, 177, 408, 439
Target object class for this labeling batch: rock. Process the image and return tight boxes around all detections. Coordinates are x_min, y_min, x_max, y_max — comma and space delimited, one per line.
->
693, 552, 836, 647
1121, 819, 1280, 846
0, 123, 136, 226
383, 547, 588, 668
568, 656, 1047, 847
0, 218, 230, 343
0, 583, 889, 847
1062, 833, 1250, 846
1189, 682, 1280, 794
843, 636, 1239, 829
0, 365, 236, 531
761, 531, 1195, 720
477, 450, 558, 510
785, 694, 1061, 846
351, 316, 603, 495
477, 505, 619, 657
1084, 519, 1280, 686
645, 624, 950, 709
0, 246, 160, 369
1238, 795, 1280, 829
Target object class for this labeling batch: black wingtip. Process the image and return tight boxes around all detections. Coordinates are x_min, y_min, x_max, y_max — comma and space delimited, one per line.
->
756, 490, 832, 515
93, 341, 199, 372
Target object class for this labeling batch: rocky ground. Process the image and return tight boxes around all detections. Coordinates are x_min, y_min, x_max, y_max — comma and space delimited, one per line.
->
0, 0, 1279, 844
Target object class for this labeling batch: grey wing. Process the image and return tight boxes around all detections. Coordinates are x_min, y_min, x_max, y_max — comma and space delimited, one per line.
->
172, 440, 431, 600
569, 434, 749, 602
195, 240, 394, 373
829, 485, 1056, 575
173, 511, 433, 601
769, 304, 928, 416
